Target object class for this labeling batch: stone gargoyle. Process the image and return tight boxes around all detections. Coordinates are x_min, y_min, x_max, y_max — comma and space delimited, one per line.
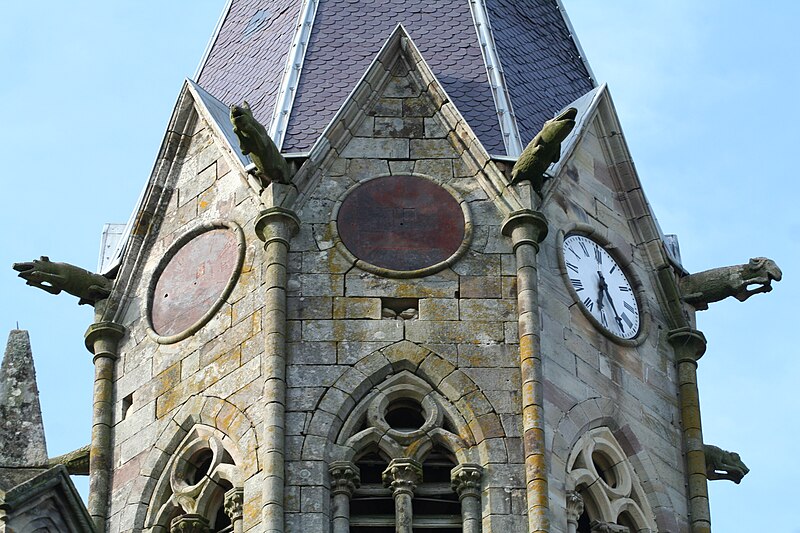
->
12, 256, 112, 306
511, 107, 578, 193
704, 444, 749, 484
230, 101, 291, 186
589, 520, 629, 533
679, 257, 782, 310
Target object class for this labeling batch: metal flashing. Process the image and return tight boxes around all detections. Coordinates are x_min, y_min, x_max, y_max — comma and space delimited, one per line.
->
97, 223, 126, 273
269, 0, 319, 150
555, 0, 597, 86
187, 80, 251, 169
469, 0, 523, 157
547, 84, 603, 178
193, 0, 234, 80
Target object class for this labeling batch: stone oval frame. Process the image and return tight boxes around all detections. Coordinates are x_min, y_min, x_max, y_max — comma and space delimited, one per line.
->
331, 174, 473, 279
146, 220, 246, 344
556, 224, 650, 347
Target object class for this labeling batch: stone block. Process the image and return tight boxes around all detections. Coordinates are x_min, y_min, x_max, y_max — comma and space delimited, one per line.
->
459, 299, 516, 322
424, 116, 447, 138
303, 319, 404, 342
346, 158, 391, 181
296, 273, 344, 297
287, 297, 333, 320
459, 276, 502, 298
409, 138, 456, 159
374, 117, 423, 138
405, 320, 505, 345
333, 297, 382, 319
413, 158, 453, 178
341, 137, 409, 159
457, 343, 517, 368
368, 97, 403, 117
345, 269, 458, 298
288, 342, 336, 365
418, 298, 458, 321
337, 340, 396, 365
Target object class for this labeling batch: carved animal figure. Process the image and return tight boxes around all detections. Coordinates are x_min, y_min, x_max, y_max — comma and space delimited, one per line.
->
589, 521, 629, 533
511, 107, 578, 192
704, 444, 749, 484
12, 256, 112, 306
679, 257, 782, 310
229, 101, 290, 185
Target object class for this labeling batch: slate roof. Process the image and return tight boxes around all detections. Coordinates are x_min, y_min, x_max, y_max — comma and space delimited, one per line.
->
195, 0, 594, 156
485, 0, 594, 145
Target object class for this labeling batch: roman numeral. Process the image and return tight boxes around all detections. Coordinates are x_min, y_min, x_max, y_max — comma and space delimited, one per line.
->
595, 245, 602, 264
567, 244, 581, 259
566, 262, 579, 274
583, 297, 594, 311
609, 264, 617, 274
621, 313, 633, 328
571, 278, 584, 291
600, 310, 608, 327
623, 301, 636, 313
619, 286, 630, 292
579, 240, 590, 257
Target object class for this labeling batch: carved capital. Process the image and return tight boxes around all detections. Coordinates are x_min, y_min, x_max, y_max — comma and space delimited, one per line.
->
667, 327, 707, 364
450, 464, 482, 499
224, 487, 244, 521
170, 514, 210, 533
501, 209, 549, 252
254, 207, 300, 246
382, 458, 422, 497
565, 490, 584, 523
330, 461, 361, 497
83, 321, 126, 356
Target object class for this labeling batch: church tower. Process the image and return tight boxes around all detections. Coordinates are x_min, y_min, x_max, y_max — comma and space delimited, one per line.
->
19, 1, 775, 532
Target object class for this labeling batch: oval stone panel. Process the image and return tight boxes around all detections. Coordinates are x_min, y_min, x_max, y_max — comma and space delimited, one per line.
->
151, 228, 240, 337
337, 175, 465, 272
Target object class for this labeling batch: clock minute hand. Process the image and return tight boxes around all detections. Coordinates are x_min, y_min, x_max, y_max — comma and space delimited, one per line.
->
601, 283, 624, 330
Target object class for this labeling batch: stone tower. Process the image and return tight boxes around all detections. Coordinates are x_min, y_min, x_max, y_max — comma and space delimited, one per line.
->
53, 1, 778, 532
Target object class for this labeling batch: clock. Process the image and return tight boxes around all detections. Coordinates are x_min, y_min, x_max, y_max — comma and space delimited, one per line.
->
562, 233, 640, 340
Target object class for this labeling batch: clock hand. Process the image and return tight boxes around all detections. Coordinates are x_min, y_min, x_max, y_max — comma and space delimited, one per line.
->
602, 284, 624, 330
596, 271, 605, 311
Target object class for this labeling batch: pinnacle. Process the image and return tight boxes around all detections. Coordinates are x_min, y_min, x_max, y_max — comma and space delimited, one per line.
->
0, 329, 48, 468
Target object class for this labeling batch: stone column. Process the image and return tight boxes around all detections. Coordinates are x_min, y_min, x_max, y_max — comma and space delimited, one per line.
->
254, 206, 300, 533
501, 209, 550, 533
224, 488, 244, 533
382, 459, 423, 533
451, 464, 482, 533
330, 462, 361, 533
668, 327, 710, 533
170, 514, 210, 533
565, 490, 584, 533
84, 320, 126, 533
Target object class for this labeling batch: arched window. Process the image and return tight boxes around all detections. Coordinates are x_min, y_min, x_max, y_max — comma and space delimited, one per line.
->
145, 426, 244, 532
329, 371, 482, 532
565, 427, 656, 533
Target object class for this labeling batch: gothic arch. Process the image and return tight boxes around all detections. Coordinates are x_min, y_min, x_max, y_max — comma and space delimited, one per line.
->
303, 339, 503, 462
552, 397, 679, 532
121, 395, 258, 532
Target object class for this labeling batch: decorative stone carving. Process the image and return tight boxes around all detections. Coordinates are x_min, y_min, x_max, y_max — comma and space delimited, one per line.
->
48, 444, 90, 476
511, 107, 578, 192
382, 458, 422, 496
170, 514, 210, 533
12, 256, 111, 306
223, 488, 244, 521
450, 464, 482, 499
704, 444, 749, 484
330, 462, 361, 497
565, 490, 584, 524
589, 520, 629, 533
230, 101, 290, 185
679, 257, 782, 310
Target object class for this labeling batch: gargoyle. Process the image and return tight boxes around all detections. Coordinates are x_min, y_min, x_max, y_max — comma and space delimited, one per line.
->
229, 101, 291, 186
12, 256, 112, 306
511, 107, 578, 192
679, 257, 782, 310
704, 444, 749, 484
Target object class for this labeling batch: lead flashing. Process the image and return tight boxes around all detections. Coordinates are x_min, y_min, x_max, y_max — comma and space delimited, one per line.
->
269, 0, 319, 150
469, 0, 523, 157
555, 0, 597, 86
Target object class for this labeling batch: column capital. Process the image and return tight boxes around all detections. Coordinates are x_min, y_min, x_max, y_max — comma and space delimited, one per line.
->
83, 321, 126, 356
667, 327, 707, 364
330, 461, 361, 497
170, 514, 210, 533
382, 458, 422, 497
224, 487, 244, 521
501, 209, 549, 251
565, 490, 584, 523
254, 207, 300, 246
450, 463, 482, 499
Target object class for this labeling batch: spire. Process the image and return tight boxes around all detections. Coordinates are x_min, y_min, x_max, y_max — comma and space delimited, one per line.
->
0, 330, 48, 469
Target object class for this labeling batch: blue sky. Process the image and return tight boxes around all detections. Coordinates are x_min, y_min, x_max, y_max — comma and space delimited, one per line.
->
1, 1, 797, 531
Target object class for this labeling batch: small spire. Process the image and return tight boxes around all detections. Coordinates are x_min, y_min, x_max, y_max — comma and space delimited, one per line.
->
0, 329, 48, 468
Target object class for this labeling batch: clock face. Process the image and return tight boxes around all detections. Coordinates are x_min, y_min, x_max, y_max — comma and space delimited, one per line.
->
563, 234, 640, 339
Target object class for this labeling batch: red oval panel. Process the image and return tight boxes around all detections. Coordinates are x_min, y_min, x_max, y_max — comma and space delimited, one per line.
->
151, 229, 239, 337
337, 176, 465, 272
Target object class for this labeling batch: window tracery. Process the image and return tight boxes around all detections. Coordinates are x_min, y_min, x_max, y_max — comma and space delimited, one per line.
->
330, 371, 482, 532
566, 427, 656, 533
145, 425, 244, 533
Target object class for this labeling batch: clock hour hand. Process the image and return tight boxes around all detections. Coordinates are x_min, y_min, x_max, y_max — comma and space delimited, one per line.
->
598, 271, 623, 330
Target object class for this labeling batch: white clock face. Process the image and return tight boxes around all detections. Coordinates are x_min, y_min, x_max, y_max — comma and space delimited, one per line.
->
563, 234, 640, 339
